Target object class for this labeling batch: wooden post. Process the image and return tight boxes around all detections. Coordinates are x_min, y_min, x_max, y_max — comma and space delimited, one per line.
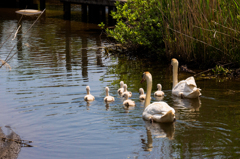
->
65, 20, 72, 71
88, 5, 99, 23
63, 2, 71, 20
40, 0, 45, 10
99, 6, 106, 23
81, 4, 87, 22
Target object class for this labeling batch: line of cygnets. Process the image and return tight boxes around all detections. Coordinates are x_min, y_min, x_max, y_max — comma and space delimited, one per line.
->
84, 58, 202, 123
84, 81, 164, 105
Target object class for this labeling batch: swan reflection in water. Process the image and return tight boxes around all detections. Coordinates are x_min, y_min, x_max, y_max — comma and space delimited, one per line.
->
172, 96, 201, 111
85, 101, 95, 109
105, 100, 114, 111
154, 96, 164, 101
142, 121, 175, 152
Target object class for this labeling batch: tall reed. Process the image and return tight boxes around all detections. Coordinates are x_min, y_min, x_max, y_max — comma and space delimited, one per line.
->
159, 0, 240, 65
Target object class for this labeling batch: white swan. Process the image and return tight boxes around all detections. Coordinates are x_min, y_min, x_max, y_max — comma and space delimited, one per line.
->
139, 88, 146, 100
141, 72, 175, 123
117, 81, 124, 94
84, 86, 95, 101
121, 84, 132, 97
154, 84, 164, 97
171, 58, 201, 98
104, 87, 115, 102
122, 93, 135, 107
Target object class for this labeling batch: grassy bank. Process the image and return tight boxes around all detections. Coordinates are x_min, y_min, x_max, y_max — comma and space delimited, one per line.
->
105, 0, 240, 68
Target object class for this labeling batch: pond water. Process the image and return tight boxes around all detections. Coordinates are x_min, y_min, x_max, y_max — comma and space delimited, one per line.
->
1, 7, 240, 159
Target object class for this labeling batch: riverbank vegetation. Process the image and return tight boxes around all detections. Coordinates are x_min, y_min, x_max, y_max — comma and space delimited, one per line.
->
104, 0, 240, 68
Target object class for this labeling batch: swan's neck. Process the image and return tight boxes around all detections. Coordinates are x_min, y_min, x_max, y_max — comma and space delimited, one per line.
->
120, 83, 123, 88
172, 63, 178, 88
146, 129, 153, 149
87, 89, 90, 95
106, 90, 109, 96
145, 77, 152, 108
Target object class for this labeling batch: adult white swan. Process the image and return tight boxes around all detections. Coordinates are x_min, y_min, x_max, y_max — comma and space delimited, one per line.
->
171, 58, 201, 98
141, 72, 175, 123
84, 86, 95, 101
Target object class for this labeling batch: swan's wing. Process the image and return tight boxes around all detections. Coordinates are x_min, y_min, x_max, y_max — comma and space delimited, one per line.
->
185, 76, 197, 87
118, 88, 124, 94
173, 77, 197, 93
172, 81, 191, 93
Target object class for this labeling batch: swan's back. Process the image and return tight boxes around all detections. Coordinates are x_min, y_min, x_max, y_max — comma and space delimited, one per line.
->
123, 99, 135, 107
142, 101, 175, 123
104, 96, 115, 102
144, 102, 175, 114
172, 76, 201, 98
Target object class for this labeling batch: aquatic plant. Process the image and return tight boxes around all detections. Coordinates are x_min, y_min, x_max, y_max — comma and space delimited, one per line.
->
212, 65, 232, 76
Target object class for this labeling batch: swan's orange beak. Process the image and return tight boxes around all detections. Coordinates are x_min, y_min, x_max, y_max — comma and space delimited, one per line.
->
140, 78, 145, 83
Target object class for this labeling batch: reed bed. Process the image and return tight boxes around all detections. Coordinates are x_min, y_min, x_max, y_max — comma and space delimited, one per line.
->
159, 0, 240, 65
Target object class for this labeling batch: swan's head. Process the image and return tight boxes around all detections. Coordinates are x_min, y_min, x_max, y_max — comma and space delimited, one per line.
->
86, 86, 90, 91
171, 58, 178, 66
141, 72, 152, 83
105, 87, 109, 92
139, 88, 144, 95
120, 81, 124, 87
157, 84, 162, 90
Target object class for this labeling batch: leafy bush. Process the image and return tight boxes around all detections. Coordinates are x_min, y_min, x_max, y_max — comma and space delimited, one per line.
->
106, 0, 164, 54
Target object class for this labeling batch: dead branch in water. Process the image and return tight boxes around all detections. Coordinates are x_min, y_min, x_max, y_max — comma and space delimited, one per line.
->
0, 59, 11, 71
194, 62, 233, 77
0, 9, 46, 70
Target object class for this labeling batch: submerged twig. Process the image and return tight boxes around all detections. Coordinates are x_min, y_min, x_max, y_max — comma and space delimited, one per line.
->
0, 59, 11, 71
1, 136, 33, 147
12, 25, 22, 41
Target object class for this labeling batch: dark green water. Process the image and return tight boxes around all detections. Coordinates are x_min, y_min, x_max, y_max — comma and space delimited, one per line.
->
0, 7, 240, 159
